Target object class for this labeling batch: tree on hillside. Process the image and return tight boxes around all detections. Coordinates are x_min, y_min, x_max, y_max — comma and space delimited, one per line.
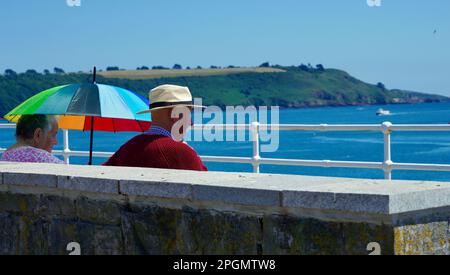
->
377, 82, 386, 90
240, 89, 251, 96
43, 69, 51, 75
106, 66, 120, 71
196, 66, 203, 69
298, 64, 309, 71
137, 66, 149, 70
25, 69, 39, 75
259, 62, 270, 68
316, 64, 325, 72
152, 65, 169, 70
4, 69, 17, 77
54, 67, 65, 74
172, 64, 182, 70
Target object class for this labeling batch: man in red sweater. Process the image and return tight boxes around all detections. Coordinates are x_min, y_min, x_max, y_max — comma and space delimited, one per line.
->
103, 84, 207, 171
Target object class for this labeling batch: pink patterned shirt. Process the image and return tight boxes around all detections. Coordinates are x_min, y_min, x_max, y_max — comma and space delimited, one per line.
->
0, 146, 64, 164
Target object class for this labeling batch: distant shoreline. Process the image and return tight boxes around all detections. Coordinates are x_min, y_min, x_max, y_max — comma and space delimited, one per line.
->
2, 101, 449, 120
1, 66, 448, 116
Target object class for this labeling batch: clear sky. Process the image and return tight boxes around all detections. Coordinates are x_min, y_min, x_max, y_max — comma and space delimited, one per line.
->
1, 0, 449, 96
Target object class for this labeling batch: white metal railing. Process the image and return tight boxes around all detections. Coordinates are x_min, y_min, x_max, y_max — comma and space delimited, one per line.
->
2, 122, 450, 180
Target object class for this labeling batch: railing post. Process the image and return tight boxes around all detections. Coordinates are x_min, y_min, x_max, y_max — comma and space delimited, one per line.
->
382, 122, 393, 180
250, 121, 261, 173
63, 129, 70, 164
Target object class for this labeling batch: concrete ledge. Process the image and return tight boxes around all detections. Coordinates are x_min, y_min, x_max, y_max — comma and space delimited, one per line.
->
282, 191, 390, 214
2, 161, 450, 255
192, 184, 281, 206
120, 180, 191, 199
3, 172, 58, 188
58, 175, 119, 194
390, 189, 450, 214
1, 161, 450, 216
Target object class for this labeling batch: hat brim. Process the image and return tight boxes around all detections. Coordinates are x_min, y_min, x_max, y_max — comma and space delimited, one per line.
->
137, 104, 206, 114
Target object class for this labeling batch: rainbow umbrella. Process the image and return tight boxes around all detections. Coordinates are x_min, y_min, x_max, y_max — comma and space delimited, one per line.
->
4, 69, 151, 164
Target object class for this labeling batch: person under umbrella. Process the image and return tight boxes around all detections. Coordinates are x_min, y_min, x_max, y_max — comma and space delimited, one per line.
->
103, 84, 207, 171
1, 114, 64, 164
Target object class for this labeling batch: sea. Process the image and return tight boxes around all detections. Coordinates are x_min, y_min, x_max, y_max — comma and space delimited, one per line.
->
1, 102, 450, 182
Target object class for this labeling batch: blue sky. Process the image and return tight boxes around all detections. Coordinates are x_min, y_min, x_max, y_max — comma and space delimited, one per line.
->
1, 0, 449, 96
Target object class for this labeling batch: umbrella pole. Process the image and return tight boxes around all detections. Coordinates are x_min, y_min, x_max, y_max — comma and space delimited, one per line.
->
88, 116, 95, 165
88, 66, 96, 165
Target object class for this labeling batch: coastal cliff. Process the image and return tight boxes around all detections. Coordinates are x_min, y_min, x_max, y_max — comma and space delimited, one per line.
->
0, 66, 447, 115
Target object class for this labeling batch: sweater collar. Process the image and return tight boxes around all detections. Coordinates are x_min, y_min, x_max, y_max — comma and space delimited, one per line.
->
144, 125, 174, 139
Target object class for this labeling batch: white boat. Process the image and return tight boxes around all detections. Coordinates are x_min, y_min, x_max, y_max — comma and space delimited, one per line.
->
376, 108, 391, 116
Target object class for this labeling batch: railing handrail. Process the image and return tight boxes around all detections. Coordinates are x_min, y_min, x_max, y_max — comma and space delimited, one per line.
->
3, 123, 450, 131
190, 123, 450, 131
1, 122, 450, 180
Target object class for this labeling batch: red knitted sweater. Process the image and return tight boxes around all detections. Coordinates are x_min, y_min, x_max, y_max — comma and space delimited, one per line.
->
103, 134, 207, 171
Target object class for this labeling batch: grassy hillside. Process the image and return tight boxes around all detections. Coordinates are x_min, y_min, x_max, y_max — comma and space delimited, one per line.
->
0, 66, 447, 116
98, 67, 285, 79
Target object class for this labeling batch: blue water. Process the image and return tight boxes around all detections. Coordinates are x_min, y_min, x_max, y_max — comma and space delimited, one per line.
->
1, 102, 450, 182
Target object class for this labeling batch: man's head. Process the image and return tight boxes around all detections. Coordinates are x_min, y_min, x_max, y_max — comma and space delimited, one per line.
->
138, 84, 204, 140
16, 114, 59, 152
150, 106, 192, 140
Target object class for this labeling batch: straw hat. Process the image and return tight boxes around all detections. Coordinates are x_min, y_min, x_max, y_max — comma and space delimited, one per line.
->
137, 84, 205, 114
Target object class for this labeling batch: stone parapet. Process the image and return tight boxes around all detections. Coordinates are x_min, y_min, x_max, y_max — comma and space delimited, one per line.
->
1, 161, 449, 255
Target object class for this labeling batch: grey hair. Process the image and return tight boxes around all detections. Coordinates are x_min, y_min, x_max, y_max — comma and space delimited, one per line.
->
16, 115, 58, 140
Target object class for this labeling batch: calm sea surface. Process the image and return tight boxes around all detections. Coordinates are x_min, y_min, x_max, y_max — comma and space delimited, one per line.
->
1, 102, 450, 182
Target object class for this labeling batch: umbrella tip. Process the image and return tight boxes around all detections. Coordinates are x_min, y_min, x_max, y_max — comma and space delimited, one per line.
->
93, 66, 97, 84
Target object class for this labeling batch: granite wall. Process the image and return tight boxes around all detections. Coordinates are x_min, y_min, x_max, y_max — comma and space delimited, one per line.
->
1, 162, 449, 255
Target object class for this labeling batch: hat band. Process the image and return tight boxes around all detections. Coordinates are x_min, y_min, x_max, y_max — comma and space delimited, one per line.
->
150, 100, 193, 109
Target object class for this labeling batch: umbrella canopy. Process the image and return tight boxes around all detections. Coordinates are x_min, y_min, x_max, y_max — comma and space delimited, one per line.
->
4, 83, 151, 132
